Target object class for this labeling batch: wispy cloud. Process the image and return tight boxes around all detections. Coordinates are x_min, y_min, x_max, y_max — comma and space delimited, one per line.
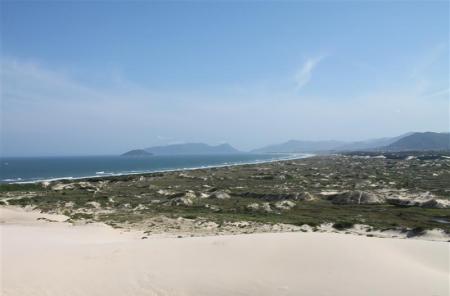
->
294, 55, 326, 90
0, 57, 107, 104
410, 43, 448, 94
421, 87, 450, 99
410, 43, 447, 79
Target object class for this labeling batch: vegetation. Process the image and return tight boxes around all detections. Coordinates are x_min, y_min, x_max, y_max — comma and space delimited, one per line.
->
1, 152, 449, 235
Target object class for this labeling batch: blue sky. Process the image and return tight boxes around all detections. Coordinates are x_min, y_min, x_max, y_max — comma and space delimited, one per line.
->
1, 1, 449, 156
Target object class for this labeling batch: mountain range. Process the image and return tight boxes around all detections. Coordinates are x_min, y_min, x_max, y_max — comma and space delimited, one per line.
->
122, 132, 449, 155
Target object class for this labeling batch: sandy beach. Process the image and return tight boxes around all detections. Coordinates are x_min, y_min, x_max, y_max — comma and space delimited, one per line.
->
1, 207, 448, 296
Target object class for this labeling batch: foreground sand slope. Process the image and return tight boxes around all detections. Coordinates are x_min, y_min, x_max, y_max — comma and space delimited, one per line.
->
1, 208, 449, 296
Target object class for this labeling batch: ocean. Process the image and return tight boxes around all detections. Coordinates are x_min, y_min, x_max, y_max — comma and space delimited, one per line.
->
0, 153, 308, 183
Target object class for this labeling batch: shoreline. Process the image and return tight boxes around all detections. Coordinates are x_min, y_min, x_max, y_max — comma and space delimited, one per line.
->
2, 153, 449, 239
1, 153, 313, 184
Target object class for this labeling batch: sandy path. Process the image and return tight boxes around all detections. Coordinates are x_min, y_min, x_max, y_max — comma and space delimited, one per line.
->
1, 208, 449, 296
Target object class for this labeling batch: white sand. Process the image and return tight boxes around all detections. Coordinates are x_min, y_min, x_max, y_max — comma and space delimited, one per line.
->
1, 207, 449, 296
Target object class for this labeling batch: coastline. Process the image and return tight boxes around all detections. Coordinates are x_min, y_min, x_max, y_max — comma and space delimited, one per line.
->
1, 153, 313, 184
2, 153, 449, 241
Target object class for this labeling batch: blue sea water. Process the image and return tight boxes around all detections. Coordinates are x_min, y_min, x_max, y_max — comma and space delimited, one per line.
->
0, 153, 308, 183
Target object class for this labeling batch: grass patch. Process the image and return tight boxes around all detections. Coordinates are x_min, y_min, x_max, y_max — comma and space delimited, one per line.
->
0, 183, 43, 192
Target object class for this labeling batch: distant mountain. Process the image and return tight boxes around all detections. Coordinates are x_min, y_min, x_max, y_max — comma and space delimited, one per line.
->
121, 149, 153, 157
125, 132, 448, 156
144, 143, 241, 155
252, 140, 346, 153
385, 132, 450, 151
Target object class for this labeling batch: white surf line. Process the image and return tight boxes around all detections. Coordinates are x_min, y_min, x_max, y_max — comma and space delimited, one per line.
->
5, 153, 314, 184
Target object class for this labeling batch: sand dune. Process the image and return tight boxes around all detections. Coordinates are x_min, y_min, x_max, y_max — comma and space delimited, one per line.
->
1, 208, 449, 296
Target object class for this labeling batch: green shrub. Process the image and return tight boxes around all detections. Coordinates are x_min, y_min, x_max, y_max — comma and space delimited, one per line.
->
332, 221, 354, 230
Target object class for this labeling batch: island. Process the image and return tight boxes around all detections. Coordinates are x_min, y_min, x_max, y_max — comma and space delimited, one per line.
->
121, 149, 153, 157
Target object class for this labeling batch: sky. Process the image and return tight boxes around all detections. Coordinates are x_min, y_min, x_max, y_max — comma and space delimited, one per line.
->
1, 1, 449, 156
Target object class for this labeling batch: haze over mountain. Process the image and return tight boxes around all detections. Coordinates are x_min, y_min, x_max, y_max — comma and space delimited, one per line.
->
251, 140, 345, 153
251, 132, 449, 153
334, 133, 414, 151
143, 143, 241, 155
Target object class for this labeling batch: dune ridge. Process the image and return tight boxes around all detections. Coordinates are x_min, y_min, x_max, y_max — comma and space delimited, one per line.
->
1, 208, 448, 296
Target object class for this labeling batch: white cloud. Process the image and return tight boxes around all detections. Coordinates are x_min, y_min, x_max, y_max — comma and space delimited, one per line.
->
294, 55, 325, 90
